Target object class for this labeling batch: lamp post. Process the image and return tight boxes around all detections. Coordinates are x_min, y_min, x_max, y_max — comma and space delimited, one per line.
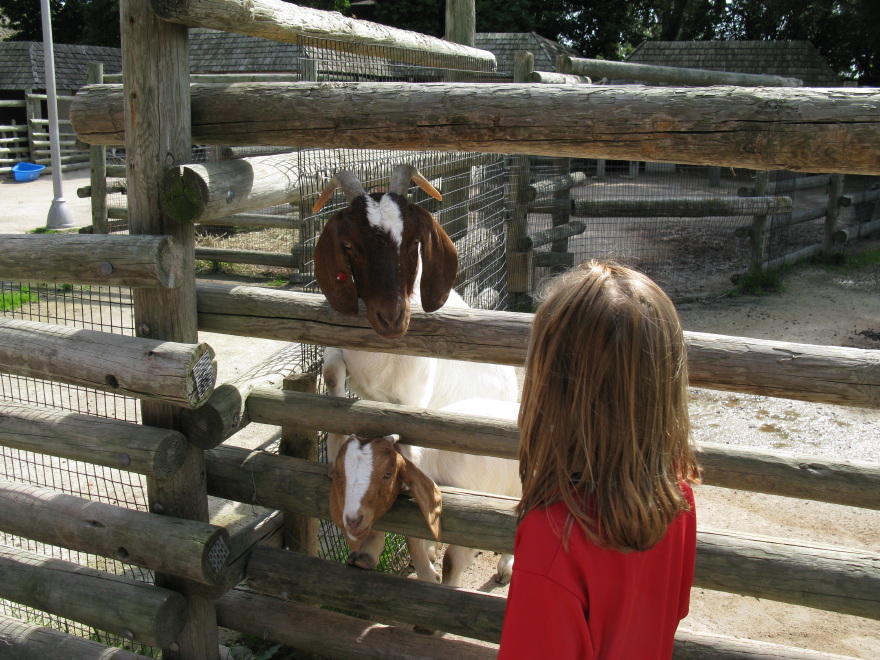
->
40, 0, 75, 229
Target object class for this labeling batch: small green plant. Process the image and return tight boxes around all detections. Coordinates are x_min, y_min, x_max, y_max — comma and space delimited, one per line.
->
811, 249, 880, 271
28, 227, 60, 234
0, 286, 38, 310
266, 277, 289, 287
728, 267, 785, 296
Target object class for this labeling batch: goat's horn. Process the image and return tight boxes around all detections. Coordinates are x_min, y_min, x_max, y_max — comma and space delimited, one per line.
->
389, 164, 442, 202
312, 170, 367, 213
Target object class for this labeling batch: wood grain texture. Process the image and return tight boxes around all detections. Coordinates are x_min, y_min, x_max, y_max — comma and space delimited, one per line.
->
0, 234, 184, 288
0, 545, 187, 648
564, 56, 801, 86
194, 283, 880, 408
71, 83, 880, 175
0, 318, 215, 408
0, 614, 155, 660
0, 402, 188, 478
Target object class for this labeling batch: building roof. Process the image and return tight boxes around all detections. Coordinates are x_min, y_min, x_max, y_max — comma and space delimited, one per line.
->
0, 41, 121, 91
189, 28, 306, 73
475, 32, 580, 77
623, 40, 840, 87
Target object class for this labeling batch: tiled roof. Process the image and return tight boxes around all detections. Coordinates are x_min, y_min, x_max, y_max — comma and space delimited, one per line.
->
475, 33, 580, 76
623, 40, 840, 86
0, 42, 121, 91
189, 28, 306, 73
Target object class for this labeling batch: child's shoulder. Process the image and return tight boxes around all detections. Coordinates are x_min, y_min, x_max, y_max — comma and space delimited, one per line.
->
514, 502, 570, 570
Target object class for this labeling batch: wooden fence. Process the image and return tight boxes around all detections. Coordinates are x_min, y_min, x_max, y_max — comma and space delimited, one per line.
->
1, 0, 878, 658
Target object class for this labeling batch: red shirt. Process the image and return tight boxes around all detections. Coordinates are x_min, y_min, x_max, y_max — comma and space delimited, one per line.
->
498, 484, 696, 659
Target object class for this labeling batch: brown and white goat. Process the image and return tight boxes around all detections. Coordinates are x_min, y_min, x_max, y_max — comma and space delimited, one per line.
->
313, 164, 457, 339
330, 433, 442, 571
330, 399, 521, 587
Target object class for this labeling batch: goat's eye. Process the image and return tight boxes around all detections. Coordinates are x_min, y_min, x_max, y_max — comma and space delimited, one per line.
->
383, 472, 392, 479
341, 241, 353, 250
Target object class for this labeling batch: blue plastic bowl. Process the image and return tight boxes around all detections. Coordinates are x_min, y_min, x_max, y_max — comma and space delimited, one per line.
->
12, 162, 46, 182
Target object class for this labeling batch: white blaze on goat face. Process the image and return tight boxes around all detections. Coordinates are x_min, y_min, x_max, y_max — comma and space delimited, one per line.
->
364, 194, 405, 248
341, 440, 375, 540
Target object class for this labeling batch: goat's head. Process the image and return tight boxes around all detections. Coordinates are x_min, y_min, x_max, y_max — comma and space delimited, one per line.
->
330, 434, 442, 560
312, 164, 458, 339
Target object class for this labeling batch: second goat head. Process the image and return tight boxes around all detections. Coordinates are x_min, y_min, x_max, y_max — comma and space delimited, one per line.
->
312, 164, 458, 339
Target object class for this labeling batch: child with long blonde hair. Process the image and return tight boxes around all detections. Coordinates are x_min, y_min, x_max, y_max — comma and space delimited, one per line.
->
499, 261, 700, 659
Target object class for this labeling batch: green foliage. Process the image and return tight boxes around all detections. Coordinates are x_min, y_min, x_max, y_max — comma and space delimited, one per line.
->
0, 285, 38, 310
810, 248, 880, 271
28, 227, 60, 234
0, 0, 120, 46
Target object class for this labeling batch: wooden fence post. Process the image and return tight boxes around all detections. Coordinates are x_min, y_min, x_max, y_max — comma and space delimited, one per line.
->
279, 372, 319, 556
87, 63, 108, 234
506, 51, 535, 305
749, 171, 771, 271
121, 0, 220, 657
823, 173, 845, 254
24, 88, 39, 165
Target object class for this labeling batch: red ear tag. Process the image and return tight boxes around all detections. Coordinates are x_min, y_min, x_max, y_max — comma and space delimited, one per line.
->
336, 271, 347, 282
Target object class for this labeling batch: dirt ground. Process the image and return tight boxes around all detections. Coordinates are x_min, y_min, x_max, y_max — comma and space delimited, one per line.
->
2, 170, 879, 658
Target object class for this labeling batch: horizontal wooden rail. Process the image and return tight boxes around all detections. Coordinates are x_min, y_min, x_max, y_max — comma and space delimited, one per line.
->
195, 247, 298, 268
0, 402, 187, 478
0, 100, 26, 108
734, 207, 826, 239
217, 589, 498, 659
206, 450, 880, 620
149, 0, 496, 70
105, 72, 302, 84
840, 187, 880, 207
247, 547, 506, 642
199, 212, 298, 229
517, 220, 585, 250
526, 171, 586, 202
563, 56, 801, 87
0, 614, 155, 660
833, 218, 880, 244
738, 174, 832, 197
194, 283, 880, 408
571, 195, 792, 218
180, 343, 302, 449
0, 234, 184, 288
217, 588, 859, 660
529, 70, 591, 84
106, 164, 127, 178
0, 318, 216, 409
245, 388, 880, 509
26, 93, 76, 102
0, 477, 230, 585
70, 83, 880, 175
0, 545, 187, 648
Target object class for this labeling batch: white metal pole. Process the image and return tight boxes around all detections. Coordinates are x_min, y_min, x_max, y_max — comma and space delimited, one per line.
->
40, 0, 75, 229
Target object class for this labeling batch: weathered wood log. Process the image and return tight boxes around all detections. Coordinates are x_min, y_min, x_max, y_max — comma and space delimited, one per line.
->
0, 402, 188, 478
571, 196, 792, 218
0, 234, 184, 288
0, 318, 216, 409
833, 218, 880, 244
529, 70, 591, 84
0, 614, 155, 660
105, 72, 302, 84
672, 629, 861, 660
526, 171, 586, 202
180, 344, 299, 449
204, 447, 518, 552
527, 198, 573, 214
823, 174, 845, 253
217, 589, 498, 660
738, 174, 832, 197
762, 243, 825, 271
563, 56, 801, 87
149, 0, 496, 70
108, 206, 128, 220
195, 247, 299, 268
195, 283, 880, 408
208, 450, 880, 620
70, 83, 880, 175
246, 547, 506, 642
733, 207, 826, 238
534, 251, 575, 268
839, 187, 880, 207
696, 528, 880, 620
106, 164, 126, 178
516, 220, 585, 251
0, 545, 187, 648
246, 388, 880, 510
247, 388, 520, 458
198, 212, 298, 229
161, 154, 305, 224
0, 476, 231, 585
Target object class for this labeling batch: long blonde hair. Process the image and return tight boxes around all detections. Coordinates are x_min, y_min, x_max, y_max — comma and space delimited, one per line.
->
517, 261, 700, 552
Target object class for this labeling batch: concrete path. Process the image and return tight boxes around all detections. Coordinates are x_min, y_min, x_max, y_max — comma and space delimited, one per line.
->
1, 169, 93, 233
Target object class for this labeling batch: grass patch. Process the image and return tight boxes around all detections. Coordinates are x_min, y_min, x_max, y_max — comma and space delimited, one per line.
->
28, 227, 60, 234
0, 286, 38, 310
728, 267, 786, 296
810, 249, 880, 271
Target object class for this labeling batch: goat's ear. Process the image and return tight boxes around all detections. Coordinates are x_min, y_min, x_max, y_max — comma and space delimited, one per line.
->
416, 208, 458, 313
395, 449, 442, 541
314, 214, 359, 316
